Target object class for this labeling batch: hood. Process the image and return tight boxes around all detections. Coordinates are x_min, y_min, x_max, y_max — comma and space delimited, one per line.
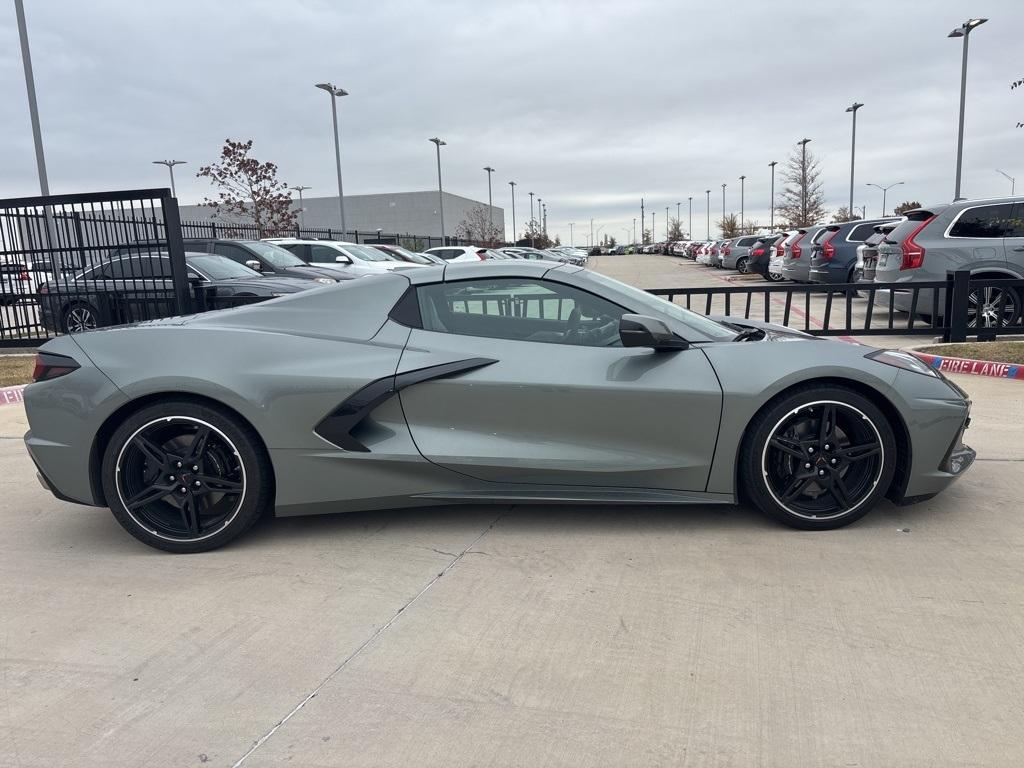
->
283, 264, 349, 281
215, 276, 317, 293
709, 315, 818, 341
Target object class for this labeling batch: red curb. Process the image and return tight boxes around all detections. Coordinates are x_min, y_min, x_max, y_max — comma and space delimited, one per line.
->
0, 385, 25, 406
910, 351, 1024, 380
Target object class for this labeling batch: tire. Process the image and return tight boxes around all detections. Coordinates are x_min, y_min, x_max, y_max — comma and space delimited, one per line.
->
62, 301, 99, 333
740, 385, 896, 530
966, 284, 1022, 329
101, 400, 273, 553
736, 257, 749, 274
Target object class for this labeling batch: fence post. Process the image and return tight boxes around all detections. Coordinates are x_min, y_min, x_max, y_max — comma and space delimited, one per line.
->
946, 270, 970, 343
161, 195, 191, 315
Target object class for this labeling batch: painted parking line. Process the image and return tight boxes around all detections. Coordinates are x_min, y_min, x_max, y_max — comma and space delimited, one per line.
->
911, 352, 1024, 381
0, 386, 25, 406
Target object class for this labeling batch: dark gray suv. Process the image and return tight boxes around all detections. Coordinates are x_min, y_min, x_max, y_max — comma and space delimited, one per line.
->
873, 197, 1024, 327
808, 218, 898, 285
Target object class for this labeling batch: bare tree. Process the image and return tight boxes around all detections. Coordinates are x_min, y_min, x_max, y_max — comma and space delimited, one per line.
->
716, 213, 741, 238
776, 144, 827, 227
197, 139, 296, 235
831, 206, 862, 223
667, 217, 685, 241
893, 200, 922, 216
642, 228, 651, 245
522, 220, 551, 249
455, 204, 504, 246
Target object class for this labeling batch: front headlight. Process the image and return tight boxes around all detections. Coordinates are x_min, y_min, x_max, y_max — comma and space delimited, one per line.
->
314, 277, 337, 285
865, 349, 941, 378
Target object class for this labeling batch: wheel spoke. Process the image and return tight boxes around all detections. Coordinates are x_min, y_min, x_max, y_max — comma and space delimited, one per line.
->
133, 435, 168, 468
838, 442, 880, 462
125, 483, 174, 511
186, 426, 211, 463
193, 474, 242, 494
818, 403, 835, 443
770, 436, 805, 459
829, 474, 853, 510
781, 473, 814, 502
180, 495, 201, 536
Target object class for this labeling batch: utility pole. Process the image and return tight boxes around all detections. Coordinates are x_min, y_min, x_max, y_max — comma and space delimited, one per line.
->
705, 190, 711, 239
949, 18, 988, 201
846, 102, 864, 219
721, 183, 726, 236
798, 138, 812, 225
640, 198, 645, 243
508, 181, 517, 245
768, 161, 777, 230
483, 166, 495, 229
429, 137, 446, 243
688, 196, 692, 239
529, 192, 535, 247
568, 221, 575, 246
739, 175, 746, 232
665, 206, 669, 240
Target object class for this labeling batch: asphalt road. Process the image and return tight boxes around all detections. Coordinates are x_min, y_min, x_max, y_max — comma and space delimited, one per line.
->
1, 262, 1022, 766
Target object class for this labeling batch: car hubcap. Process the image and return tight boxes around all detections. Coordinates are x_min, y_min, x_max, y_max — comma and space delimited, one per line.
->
115, 417, 246, 542
737, 258, 749, 274
967, 287, 1018, 328
66, 306, 96, 333
762, 401, 883, 520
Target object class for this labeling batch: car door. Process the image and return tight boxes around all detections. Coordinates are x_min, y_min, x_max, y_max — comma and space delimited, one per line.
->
1005, 202, 1024, 275
945, 203, 1013, 272
213, 242, 271, 274
397, 275, 723, 491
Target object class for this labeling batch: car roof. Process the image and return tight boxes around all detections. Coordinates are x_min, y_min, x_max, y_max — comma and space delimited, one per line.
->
400, 258, 581, 285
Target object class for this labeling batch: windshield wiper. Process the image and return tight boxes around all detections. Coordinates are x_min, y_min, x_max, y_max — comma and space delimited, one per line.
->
732, 327, 767, 343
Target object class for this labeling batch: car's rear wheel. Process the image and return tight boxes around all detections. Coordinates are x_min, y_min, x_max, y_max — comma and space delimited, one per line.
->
62, 301, 98, 333
741, 386, 896, 530
967, 285, 1022, 329
101, 400, 272, 553
736, 257, 750, 274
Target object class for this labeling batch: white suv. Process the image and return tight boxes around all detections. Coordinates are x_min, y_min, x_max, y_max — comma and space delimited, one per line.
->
264, 239, 423, 277
424, 246, 508, 262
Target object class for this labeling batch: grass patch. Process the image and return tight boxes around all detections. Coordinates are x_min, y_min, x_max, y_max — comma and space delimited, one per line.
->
916, 340, 1024, 365
0, 356, 34, 387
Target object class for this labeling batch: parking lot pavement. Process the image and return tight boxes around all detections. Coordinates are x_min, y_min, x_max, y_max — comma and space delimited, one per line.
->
2, 373, 1023, 766
589, 253, 929, 348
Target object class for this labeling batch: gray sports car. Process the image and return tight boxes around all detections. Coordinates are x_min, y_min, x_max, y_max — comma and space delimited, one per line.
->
24, 261, 975, 553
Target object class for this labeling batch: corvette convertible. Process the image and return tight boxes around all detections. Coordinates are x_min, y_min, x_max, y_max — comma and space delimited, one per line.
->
24, 260, 975, 552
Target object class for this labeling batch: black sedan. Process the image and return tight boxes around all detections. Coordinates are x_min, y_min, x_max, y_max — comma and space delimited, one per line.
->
39, 253, 318, 333
182, 239, 345, 283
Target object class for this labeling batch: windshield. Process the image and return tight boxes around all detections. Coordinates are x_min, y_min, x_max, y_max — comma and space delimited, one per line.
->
189, 254, 262, 280
246, 242, 306, 267
582, 271, 737, 341
344, 244, 394, 262
380, 246, 433, 264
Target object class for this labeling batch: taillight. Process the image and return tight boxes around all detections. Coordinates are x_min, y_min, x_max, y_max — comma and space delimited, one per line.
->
32, 351, 80, 382
775, 242, 785, 257
791, 233, 806, 259
821, 230, 839, 261
18, 270, 30, 282
900, 216, 935, 270
752, 247, 764, 257
723, 246, 732, 256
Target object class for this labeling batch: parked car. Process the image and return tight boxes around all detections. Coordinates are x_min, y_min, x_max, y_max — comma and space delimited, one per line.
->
369, 244, 444, 265
748, 234, 786, 280
856, 222, 901, 284
873, 197, 1024, 327
1, 257, 56, 305
181, 239, 341, 284
808, 218, 899, 285
38, 253, 317, 333
769, 230, 801, 281
425, 246, 507, 262
780, 225, 830, 283
718, 235, 763, 272
266, 238, 423, 277
503, 246, 563, 262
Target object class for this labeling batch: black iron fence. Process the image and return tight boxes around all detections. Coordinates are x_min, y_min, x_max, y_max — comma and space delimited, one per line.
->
646, 271, 1024, 343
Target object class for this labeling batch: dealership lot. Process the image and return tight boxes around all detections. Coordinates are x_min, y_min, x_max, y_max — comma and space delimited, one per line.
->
2, 259, 1024, 766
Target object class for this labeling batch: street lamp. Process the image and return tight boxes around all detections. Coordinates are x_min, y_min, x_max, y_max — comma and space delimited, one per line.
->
508, 181, 517, 245
687, 196, 692, 240
665, 206, 669, 240
428, 137, 446, 243
798, 138, 812, 224
568, 221, 575, 246
483, 166, 495, 229
866, 181, 904, 216
768, 161, 777, 230
290, 185, 311, 227
996, 169, 1016, 195
739, 175, 746, 232
846, 102, 864, 218
542, 203, 547, 236
632, 217, 636, 245
315, 82, 349, 233
721, 183, 726, 236
949, 18, 988, 201
705, 190, 711, 239
676, 201, 681, 230
153, 160, 186, 198
15, 0, 49, 198
529, 192, 536, 246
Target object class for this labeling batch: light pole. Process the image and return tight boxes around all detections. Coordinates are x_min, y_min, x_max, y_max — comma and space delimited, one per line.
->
676, 201, 681, 231
996, 169, 1016, 195
483, 166, 495, 229
640, 198, 645, 242
665, 206, 669, 240
949, 18, 988, 201
508, 181, 517, 245
798, 138, 811, 225
542, 203, 547, 236
705, 190, 711, 239
428, 137, 446, 243
529, 192, 536, 246
290, 185, 311, 227
568, 222, 575, 246
721, 183, 726, 236
651, 212, 655, 245
739, 175, 746, 232
632, 218, 636, 244
768, 161, 777, 230
537, 197, 543, 237
315, 83, 349, 233
846, 103, 864, 218
866, 181, 904, 216
153, 160, 186, 198
688, 196, 692, 239
15, 0, 49, 198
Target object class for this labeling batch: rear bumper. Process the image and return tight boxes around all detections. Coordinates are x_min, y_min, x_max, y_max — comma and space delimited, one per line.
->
809, 262, 853, 284
782, 261, 810, 282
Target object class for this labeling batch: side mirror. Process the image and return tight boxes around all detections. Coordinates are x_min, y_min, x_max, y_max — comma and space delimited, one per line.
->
245, 259, 262, 272
186, 271, 203, 284
335, 254, 352, 264
619, 314, 689, 351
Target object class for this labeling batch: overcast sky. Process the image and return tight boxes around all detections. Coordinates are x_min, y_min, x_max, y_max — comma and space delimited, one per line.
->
2, 0, 1022, 244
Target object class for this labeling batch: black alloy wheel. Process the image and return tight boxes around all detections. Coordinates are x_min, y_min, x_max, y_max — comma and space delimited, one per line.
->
62, 302, 98, 333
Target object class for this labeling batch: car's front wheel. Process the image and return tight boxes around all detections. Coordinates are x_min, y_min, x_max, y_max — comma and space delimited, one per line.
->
62, 301, 98, 333
741, 386, 896, 530
101, 400, 273, 553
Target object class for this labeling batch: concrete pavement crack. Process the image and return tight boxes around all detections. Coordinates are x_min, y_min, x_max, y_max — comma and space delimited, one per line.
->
230, 509, 508, 768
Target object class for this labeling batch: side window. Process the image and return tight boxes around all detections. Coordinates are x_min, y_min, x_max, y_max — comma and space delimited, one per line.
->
309, 245, 339, 264
214, 243, 251, 265
949, 204, 1017, 238
415, 278, 627, 347
738, 237, 758, 246
847, 223, 879, 242
1006, 204, 1024, 238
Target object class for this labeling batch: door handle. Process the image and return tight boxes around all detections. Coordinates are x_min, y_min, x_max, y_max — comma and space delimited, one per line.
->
1013, 247, 1024, 252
